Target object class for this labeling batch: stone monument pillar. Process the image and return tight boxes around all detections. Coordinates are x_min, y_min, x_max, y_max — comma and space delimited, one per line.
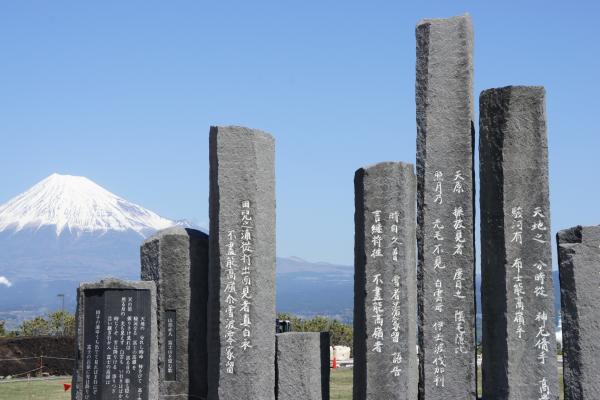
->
415, 14, 476, 400
557, 225, 600, 400
207, 126, 276, 400
480, 86, 558, 399
353, 162, 418, 400
72, 278, 158, 400
141, 227, 209, 399
275, 332, 330, 400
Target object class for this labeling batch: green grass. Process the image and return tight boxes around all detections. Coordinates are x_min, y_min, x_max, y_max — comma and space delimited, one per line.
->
0, 377, 71, 400
0, 369, 564, 400
331, 368, 353, 399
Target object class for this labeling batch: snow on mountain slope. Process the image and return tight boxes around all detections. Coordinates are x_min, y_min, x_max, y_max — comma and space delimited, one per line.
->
0, 173, 175, 236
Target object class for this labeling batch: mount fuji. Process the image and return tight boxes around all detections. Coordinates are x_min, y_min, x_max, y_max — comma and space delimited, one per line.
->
0, 174, 354, 329
0, 173, 187, 282
0, 174, 192, 327
0, 173, 176, 237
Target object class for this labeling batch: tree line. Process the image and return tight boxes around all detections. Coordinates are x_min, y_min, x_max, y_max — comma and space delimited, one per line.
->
277, 313, 353, 349
0, 311, 75, 337
1, 311, 352, 348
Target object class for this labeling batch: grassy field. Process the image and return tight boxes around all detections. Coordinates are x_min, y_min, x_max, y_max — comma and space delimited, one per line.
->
0, 369, 563, 400
0, 377, 71, 400
331, 368, 353, 399
1, 374, 352, 400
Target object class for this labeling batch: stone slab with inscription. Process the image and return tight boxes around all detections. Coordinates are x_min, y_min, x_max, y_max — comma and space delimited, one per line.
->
207, 126, 276, 400
141, 226, 209, 399
72, 278, 158, 400
275, 332, 330, 400
480, 86, 558, 400
353, 162, 418, 400
557, 225, 600, 400
415, 13, 476, 400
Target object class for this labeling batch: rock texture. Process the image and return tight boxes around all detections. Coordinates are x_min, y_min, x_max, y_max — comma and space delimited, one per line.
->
415, 13, 476, 400
207, 126, 276, 400
275, 332, 330, 400
141, 226, 209, 399
353, 162, 418, 400
557, 225, 600, 400
480, 86, 558, 399
71, 278, 158, 400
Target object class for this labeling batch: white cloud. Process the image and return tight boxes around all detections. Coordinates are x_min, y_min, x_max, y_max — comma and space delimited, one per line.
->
0, 276, 12, 287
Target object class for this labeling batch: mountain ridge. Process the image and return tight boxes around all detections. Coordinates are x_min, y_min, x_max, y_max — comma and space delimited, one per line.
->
0, 173, 175, 236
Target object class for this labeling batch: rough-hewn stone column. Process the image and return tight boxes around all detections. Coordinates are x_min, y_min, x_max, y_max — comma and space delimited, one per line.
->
141, 227, 209, 399
353, 162, 418, 400
557, 225, 600, 400
275, 332, 330, 400
207, 126, 276, 400
416, 13, 476, 400
480, 86, 558, 400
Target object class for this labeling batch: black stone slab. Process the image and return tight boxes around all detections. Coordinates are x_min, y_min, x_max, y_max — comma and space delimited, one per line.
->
164, 310, 176, 382
72, 279, 158, 400
353, 162, 418, 400
141, 227, 209, 399
557, 225, 600, 400
207, 126, 276, 400
275, 332, 330, 400
415, 13, 476, 400
480, 86, 558, 400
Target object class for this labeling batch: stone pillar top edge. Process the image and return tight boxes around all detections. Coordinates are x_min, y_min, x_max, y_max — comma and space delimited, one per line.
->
480, 85, 546, 100
142, 226, 208, 244
276, 332, 326, 338
416, 13, 472, 29
209, 125, 275, 141
557, 225, 600, 244
354, 161, 415, 174
78, 278, 156, 292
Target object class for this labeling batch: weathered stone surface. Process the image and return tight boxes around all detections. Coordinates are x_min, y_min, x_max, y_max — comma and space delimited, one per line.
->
557, 225, 600, 400
480, 86, 558, 399
72, 278, 158, 400
353, 162, 418, 400
275, 332, 330, 400
415, 13, 476, 400
141, 226, 209, 399
207, 126, 276, 400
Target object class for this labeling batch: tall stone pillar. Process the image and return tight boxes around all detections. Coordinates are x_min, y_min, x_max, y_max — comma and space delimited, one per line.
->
415, 14, 476, 399
141, 227, 209, 399
207, 126, 276, 400
353, 162, 418, 400
557, 225, 600, 400
480, 86, 558, 400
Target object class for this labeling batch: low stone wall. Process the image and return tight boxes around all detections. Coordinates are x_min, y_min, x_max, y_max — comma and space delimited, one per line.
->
0, 336, 74, 377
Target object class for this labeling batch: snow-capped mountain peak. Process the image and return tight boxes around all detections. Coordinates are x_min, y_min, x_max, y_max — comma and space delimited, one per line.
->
0, 173, 176, 236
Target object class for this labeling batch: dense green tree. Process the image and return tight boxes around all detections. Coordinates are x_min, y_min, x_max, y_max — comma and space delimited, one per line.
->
18, 316, 51, 336
48, 311, 76, 336
15, 311, 76, 337
277, 313, 353, 348
0, 320, 6, 337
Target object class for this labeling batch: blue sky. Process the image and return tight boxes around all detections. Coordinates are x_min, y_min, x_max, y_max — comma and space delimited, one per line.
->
1, 1, 599, 266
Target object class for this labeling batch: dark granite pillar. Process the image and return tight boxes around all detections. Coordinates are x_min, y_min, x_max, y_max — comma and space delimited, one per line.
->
557, 225, 600, 400
416, 13, 476, 400
207, 126, 276, 400
72, 278, 158, 400
353, 162, 418, 400
141, 227, 209, 399
480, 86, 558, 400
275, 332, 330, 400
